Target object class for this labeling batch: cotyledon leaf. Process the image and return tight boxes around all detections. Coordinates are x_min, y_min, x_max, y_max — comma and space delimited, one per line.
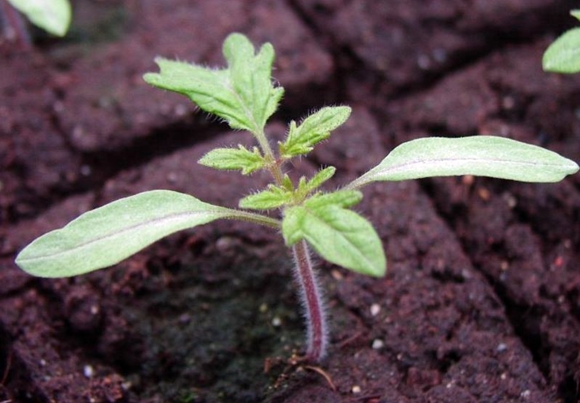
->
15, 190, 279, 278
348, 136, 579, 189
7, 0, 71, 36
543, 26, 580, 74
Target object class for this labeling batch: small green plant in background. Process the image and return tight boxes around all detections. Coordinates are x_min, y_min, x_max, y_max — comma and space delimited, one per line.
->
5, 0, 71, 37
15, 33, 579, 362
543, 9, 580, 73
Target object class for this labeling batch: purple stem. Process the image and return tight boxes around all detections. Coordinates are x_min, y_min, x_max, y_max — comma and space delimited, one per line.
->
292, 240, 328, 361
0, 0, 32, 49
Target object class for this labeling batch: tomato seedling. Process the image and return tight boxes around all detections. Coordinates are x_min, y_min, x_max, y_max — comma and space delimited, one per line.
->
16, 33, 579, 361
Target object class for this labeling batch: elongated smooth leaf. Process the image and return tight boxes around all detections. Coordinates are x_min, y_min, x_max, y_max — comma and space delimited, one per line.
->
572, 10, 580, 21
15, 190, 249, 278
280, 106, 351, 158
143, 33, 283, 133
282, 203, 385, 277
543, 27, 580, 73
7, 0, 71, 36
199, 145, 266, 174
350, 136, 579, 188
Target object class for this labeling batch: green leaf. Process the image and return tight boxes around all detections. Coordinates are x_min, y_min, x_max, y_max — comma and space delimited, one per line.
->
303, 167, 336, 192
15, 190, 279, 278
239, 185, 292, 210
143, 33, 284, 133
305, 190, 362, 209
350, 136, 580, 188
282, 204, 385, 277
198, 145, 266, 174
572, 10, 580, 21
280, 106, 351, 158
543, 27, 580, 73
7, 0, 71, 36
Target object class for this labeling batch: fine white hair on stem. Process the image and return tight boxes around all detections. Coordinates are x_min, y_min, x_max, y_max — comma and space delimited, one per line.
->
291, 240, 328, 361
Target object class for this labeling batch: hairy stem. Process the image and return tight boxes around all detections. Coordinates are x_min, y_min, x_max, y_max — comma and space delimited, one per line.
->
292, 240, 327, 361
258, 126, 327, 360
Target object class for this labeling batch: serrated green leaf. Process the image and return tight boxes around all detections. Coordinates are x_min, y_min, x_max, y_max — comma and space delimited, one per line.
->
295, 167, 337, 200
143, 33, 283, 133
280, 106, 351, 158
7, 0, 71, 36
15, 190, 279, 278
349, 136, 579, 188
222, 33, 284, 132
305, 190, 363, 209
305, 167, 336, 192
199, 145, 265, 175
282, 204, 385, 276
543, 27, 580, 73
239, 186, 293, 210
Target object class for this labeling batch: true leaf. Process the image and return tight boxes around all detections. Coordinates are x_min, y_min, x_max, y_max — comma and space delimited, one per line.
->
239, 186, 292, 210
305, 190, 363, 209
143, 33, 283, 133
303, 167, 336, 193
199, 145, 266, 175
543, 26, 580, 73
282, 203, 385, 277
350, 136, 580, 188
15, 190, 278, 278
7, 0, 71, 36
280, 106, 351, 158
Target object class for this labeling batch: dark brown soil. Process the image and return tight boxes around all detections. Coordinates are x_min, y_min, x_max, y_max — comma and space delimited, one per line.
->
1, 1, 580, 402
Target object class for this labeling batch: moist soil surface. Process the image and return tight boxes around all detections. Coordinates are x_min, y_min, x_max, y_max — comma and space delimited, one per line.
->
2, 1, 580, 402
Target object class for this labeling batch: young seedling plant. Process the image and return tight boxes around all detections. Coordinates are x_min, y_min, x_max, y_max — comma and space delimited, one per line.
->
15, 33, 579, 362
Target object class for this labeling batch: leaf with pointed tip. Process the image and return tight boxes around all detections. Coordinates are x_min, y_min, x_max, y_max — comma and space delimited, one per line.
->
239, 185, 293, 210
305, 190, 363, 209
282, 198, 385, 277
303, 167, 336, 193
543, 26, 580, 73
350, 136, 579, 188
15, 190, 279, 278
280, 106, 351, 158
143, 33, 283, 133
7, 0, 71, 36
199, 145, 266, 175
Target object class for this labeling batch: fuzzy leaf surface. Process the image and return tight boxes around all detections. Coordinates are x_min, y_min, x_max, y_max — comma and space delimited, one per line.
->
198, 145, 265, 174
280, 106, 351, 158
239, 186, 292, 210
303, 167, 336, 193
543, 26, 580, 73
351, 136, 579, 188
305, 190, 363, 209
8, 0, 71, 36
15, 190, 271, 278
282, 196, 385, 277
143, 33, 283, 133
